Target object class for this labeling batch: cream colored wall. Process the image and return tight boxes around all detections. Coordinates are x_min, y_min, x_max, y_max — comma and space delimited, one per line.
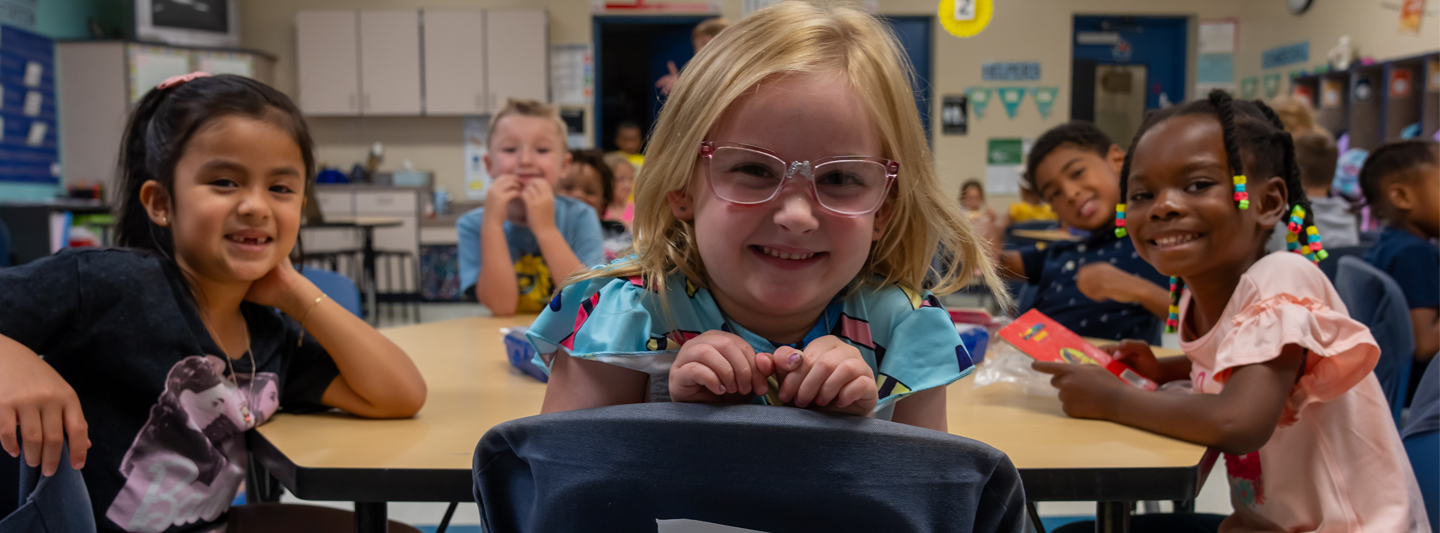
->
1234, 0, 1440, 97
242, 0, 1254, 203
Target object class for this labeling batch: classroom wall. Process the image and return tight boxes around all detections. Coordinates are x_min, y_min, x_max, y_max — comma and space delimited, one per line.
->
1234, 1, 1440, 96
243, 0, 1253, 204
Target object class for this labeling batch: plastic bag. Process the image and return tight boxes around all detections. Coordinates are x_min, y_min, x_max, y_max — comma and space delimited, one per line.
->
971, 340, 1057, 396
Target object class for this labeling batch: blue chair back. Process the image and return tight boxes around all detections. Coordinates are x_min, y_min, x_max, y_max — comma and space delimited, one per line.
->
1403, 358, 1440, 533
1316, 245, 1370, 283
301, 267, 362, 317
0, 439, 95, 533
0, 217, 11, 268
1334, 256, 1415, 424
474, 403, 1027, 532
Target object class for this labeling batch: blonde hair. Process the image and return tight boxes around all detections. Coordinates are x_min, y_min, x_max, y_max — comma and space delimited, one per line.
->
486, 98, 567, 148
602, 152, 635, 174
1268, 95, 1330, 139
573, 1, 1008, 309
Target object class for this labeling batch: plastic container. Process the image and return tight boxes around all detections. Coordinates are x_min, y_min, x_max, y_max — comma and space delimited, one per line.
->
956, 324, 990, 365
501, 327, 548, 382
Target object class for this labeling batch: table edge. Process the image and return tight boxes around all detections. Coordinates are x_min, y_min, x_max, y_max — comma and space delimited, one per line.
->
247, 430, 475, 503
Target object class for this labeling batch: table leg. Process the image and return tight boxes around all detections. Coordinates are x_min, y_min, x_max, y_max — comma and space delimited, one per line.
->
362, 228, 378, 324
355, 501, 387, 533
1095, 501, 1130, 533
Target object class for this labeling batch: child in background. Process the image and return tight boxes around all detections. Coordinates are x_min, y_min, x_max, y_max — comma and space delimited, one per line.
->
994, 122, 1171, 343
529, 2, 1007, 431
1265, 132, 1357, 251
1005, 183, 1057, 225
959, 179, 998, 226
1269, 94, 1329, 138
560, 149, 633, 262
1361, 140, 1439, 373
656, 18, 730, 96
457, 99, 604, 316
603, 152, 636, 228
0, 74, 426, 533
612, 120, 645, 170
1040, 91, 1427, 532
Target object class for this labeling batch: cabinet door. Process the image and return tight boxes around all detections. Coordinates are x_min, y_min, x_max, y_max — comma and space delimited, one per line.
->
358, 10, 422, 116
296, 11, 360, 116
484, 10, 548, 108
423, 10, 487, 115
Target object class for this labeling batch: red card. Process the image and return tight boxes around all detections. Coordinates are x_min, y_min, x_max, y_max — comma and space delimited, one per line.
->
998, 309, 1158, 391
1391, 69, 1413, 98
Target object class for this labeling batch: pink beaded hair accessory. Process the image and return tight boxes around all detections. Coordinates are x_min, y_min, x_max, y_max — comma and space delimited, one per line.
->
157, 71, 212, 90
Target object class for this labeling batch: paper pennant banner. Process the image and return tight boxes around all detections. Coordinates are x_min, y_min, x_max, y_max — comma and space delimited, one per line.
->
1240, 77, 1259, 99
1263, 73, 1281, 99
998, 87, 1026, 119
967, 87, 993, 119
1031, 86, 1058, 119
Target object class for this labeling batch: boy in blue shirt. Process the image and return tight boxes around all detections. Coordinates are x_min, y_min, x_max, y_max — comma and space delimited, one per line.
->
458, 99, 605, 315
994, 122, 1171, 343
1361, 139, 1439, 366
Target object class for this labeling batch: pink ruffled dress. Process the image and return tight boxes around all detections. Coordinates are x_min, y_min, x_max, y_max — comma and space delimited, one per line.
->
1179, 252, 1430, 533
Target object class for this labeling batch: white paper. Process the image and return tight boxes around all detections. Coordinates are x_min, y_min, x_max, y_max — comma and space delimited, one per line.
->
23, 60, 41, 87
25, 121, 45, 146
656, 519, 769, 533
954, 0, 976, 20
49, 211, 69, 253
464, 117, 491, 200
22, 90, 40, 116
128, 46, 192, 102
1198, 20, 1236, 55
550, 43, 593, 106
985, 165, 1022, 195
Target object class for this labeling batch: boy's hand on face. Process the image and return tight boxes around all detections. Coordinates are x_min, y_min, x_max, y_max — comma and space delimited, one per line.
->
771, 336, 878, 416
670, 330, 773, 403
521, 179, 558, 233
483, 175, 524, 226
1075, 262, 1138, 303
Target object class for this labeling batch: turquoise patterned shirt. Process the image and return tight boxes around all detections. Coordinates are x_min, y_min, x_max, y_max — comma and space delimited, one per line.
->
526, 265, 973, 415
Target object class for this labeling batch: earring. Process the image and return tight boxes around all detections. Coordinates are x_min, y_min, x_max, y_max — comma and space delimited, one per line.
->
161, 216, 168, 225
1113, 203, 1127, 238
1233, 175, 1249, 210
679, 206, 686, 211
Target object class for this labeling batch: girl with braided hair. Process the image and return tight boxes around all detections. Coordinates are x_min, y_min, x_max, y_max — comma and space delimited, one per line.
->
1038, 90, 1427, 532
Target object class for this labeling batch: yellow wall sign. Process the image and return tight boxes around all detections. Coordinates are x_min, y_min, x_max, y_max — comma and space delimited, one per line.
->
939, 0, 993, 38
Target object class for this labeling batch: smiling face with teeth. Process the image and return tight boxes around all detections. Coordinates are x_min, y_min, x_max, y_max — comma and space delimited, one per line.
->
668, 71, 891, 342
1125, 114, 1288, 283
146, 115, 306, 285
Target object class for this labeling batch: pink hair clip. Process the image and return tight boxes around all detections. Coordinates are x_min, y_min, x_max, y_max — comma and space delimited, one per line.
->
157, 71, 212, 90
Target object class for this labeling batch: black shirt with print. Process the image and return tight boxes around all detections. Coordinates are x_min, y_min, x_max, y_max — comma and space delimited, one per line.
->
0, 248, 340, 533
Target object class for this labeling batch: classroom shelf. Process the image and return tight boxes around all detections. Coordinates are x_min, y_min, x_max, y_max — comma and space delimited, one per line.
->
1293, 51, 1440, 150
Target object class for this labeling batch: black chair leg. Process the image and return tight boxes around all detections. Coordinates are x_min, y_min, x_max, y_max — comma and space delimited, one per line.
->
245, 453, 284, 504
437, 502, 458, 533
1026, 501, 1047, 533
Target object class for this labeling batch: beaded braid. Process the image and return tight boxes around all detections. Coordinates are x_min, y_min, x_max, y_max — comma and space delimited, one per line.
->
1252, 101, 1327, 262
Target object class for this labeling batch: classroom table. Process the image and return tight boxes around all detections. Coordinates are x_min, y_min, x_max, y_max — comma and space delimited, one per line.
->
1011, 228, 1082, 242
249, 317, 1214, 533
303, 216, 403, 323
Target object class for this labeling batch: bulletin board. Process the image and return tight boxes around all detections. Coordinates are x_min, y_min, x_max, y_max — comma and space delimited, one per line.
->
0, 24, 58, 185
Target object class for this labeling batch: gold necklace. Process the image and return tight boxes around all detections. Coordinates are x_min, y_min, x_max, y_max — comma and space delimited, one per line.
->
204, 313, 258, 428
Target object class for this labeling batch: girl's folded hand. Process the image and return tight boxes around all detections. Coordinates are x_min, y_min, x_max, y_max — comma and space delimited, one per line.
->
773, 336, 877, 416
669, 330, 772, 403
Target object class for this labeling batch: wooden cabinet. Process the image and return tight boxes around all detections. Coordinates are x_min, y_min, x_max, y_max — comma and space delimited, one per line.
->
359, 11, 422, 115
484, 10, 549, 109
296, 11, 360, 116
423, 10, 487, 115
296, 9, 546, 116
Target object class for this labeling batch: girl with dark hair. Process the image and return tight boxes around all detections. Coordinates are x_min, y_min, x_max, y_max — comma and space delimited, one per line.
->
0, 73, 426, 532
1038, 91, 1427, 532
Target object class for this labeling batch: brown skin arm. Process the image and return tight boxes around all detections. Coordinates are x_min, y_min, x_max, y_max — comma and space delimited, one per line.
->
1034, 345, 1306, 455
1411, 308, 1439, 363
540, 351, 649, 413
997, 250, 1028, 281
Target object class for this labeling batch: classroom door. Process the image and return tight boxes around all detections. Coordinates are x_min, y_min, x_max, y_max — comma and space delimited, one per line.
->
880, 16, 933, 143
1071, 16, 1188, 144
593, 16, 710, 151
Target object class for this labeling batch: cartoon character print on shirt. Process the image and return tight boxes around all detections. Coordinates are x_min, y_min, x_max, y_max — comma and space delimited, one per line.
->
106, 355, 280, 533
513, 254, 554, 314
1226, 451, 1266, 507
